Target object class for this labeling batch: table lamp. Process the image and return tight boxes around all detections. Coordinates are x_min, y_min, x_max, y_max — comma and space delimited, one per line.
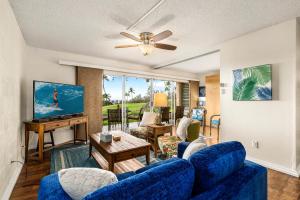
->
153, 93, 168, 125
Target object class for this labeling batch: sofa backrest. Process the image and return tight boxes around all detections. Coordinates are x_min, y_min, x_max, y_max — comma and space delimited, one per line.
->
189, 141, 246, 195
84, 159, 195, 200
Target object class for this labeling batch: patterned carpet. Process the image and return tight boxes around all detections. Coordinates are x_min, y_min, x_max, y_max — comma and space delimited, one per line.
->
50, 144, 162, 173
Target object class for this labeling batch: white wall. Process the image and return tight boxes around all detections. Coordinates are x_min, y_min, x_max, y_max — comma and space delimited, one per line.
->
0, 0, 25, 198
23, 46, 200, 149
220, 19, 299, 176
199, 70, 220, 86
296, 19, 300, 173
23, 47, 76, 149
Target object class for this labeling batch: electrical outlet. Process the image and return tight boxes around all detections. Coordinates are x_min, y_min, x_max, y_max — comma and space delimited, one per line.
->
251, 140, 259, 149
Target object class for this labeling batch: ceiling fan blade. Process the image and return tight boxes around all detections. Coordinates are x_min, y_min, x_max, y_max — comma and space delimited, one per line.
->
120, 32, 141, 42
152, 30, 172, 42
154, 43, 177, 50
115, 44, 139, 48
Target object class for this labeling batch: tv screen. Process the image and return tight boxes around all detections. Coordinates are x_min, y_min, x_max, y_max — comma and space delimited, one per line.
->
33, 81, 84, 120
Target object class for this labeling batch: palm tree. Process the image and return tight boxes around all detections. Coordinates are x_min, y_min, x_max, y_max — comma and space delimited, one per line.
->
103, 93, 111, 105
125, 92, 130, 101
128, 87, 135, 100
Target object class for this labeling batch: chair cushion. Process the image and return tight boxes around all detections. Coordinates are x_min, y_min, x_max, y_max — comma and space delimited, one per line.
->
139, 112, 158, 127
129, 127, 148, 139
192, 109, 204, 121
158, 136, 181, 158
189, 141, 246, 195
211, 120, 220, 125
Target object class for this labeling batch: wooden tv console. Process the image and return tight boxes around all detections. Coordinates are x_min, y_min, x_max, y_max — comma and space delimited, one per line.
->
24, 115, 88, 162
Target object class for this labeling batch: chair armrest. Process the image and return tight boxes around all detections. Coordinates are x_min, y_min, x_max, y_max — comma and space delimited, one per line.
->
177, 142, 190, 158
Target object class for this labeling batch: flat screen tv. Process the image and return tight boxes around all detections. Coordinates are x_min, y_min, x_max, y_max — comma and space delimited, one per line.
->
33, 81, 84, 120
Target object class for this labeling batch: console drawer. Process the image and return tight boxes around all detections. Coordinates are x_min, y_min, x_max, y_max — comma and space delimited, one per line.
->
70, 118, 85, 125
45, 121, 69, 130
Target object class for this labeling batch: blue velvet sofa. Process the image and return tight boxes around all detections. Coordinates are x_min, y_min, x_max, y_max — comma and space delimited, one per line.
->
38, 141, 267, 200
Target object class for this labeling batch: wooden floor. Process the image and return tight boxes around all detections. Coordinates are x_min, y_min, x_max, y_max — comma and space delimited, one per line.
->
10, 127, 300, 200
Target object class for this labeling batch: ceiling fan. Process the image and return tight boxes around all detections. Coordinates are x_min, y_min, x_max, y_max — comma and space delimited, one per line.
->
115, 30, 177, 56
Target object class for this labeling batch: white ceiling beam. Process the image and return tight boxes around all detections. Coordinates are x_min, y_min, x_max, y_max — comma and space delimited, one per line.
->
153, 49, 220, 69
58, 59, 199, 82
127, 0, 166, 30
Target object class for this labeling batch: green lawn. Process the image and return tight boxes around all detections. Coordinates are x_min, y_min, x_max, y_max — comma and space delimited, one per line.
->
102, 102, 146, 126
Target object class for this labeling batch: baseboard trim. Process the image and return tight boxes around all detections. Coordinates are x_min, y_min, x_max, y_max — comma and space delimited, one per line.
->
2, 162, 23, 200
246, 156, 299, 177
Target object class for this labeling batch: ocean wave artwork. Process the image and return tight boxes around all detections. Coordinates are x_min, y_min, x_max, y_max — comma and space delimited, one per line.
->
233, 65, 272, 101
34, 81, 84, 119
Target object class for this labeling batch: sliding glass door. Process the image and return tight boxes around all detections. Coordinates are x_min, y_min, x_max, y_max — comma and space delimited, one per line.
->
153, 80, 176, 124
102, 75, 124, 131
124, 76, 151, 131
102, 74, 179, 132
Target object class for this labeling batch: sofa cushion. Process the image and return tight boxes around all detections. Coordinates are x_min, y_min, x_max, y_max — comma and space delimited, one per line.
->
189, 141, 246, 194
190, 161, 267, 200
83, 159, 195, 200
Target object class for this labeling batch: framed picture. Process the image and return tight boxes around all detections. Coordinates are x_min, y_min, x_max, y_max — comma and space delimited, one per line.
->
199, 86, 206, 97
233, 64, 272, 101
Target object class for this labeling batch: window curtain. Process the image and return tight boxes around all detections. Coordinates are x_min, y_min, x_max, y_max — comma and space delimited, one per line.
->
76, 67, 103, 138
189, 80, 199, 110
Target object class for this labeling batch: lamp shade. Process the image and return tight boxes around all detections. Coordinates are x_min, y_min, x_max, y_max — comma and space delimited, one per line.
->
153, 93, 168, 107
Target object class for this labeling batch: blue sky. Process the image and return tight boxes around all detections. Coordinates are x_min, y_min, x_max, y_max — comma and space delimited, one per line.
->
103, 75, 174, 100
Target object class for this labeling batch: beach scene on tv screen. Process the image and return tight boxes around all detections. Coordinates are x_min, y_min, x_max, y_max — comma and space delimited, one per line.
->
34, 82, 84, 119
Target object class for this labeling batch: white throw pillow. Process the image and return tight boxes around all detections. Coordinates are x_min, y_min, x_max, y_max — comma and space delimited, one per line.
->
139, 112, 158, 127
58, 168, 118, 200
176, 117, 192, 140
182, 138, 207, 160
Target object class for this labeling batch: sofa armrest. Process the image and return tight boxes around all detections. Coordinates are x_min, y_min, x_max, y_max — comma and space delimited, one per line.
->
38, 173, 72, 200
177, 142, 190, 158
191, 160, 267, 200
135, 157, 180, 174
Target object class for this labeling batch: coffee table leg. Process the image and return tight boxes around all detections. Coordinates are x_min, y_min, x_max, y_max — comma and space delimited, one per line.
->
154, 135, 158, 158
146, 147, 150, 165
108, 157, 114, 172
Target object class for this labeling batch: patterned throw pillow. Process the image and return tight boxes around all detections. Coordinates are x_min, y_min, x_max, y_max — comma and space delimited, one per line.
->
176, 117, 192, 140
192, 109, 203, 121
58, 168, 118, 200
182, 138, 207, 160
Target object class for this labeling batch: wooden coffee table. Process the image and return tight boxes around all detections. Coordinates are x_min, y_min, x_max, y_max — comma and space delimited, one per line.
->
89, 131, 151, 172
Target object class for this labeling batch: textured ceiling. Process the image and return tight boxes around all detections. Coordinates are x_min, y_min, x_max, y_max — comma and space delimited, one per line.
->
9, 0, 300, 73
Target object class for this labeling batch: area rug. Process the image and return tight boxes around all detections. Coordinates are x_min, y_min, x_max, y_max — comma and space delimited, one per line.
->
50, 144, 162, 173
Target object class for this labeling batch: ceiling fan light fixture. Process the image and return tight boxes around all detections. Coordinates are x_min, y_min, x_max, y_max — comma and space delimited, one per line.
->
139, 43, 154, 56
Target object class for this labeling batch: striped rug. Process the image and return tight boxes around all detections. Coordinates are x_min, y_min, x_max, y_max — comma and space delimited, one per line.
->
50, 144, 162, 173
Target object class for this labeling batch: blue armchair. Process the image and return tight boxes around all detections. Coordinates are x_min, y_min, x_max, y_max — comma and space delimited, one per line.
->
39, 141, 267, 200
